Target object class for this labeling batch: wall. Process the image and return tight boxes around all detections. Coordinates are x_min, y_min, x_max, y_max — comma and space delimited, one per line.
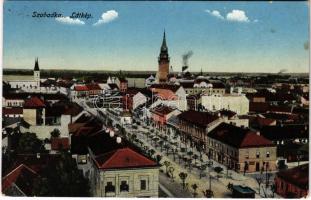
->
238, 146, 277, 173
23, 109, 37, 125
92, 167, 159, 197
201, 95, 249, 115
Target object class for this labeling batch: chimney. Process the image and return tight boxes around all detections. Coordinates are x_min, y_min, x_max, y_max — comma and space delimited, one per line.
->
116, 137, 122, 144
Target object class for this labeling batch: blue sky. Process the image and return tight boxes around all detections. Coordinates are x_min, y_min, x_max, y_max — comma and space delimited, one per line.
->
3, 1, 310, 73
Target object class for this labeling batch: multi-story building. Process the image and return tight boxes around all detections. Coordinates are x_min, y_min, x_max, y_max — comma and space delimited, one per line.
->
207, 123, 277, 173
178, 110, 222, 149
84, 131, 159, 197
150, 104, 181, 130
201, 93, 249, 115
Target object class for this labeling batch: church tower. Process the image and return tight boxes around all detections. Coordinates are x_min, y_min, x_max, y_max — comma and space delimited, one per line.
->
34, 57, 40, 88
157, 31, 170, 83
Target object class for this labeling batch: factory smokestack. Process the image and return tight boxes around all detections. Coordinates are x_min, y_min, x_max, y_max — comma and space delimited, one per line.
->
182, 51, 193, 71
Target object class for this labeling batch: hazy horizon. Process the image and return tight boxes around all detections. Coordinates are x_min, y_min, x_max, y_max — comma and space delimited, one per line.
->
4, 1, 310, 73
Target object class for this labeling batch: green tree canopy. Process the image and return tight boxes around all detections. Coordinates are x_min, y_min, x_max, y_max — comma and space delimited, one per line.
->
32, 152, 90, 197
17, 132, 43, 153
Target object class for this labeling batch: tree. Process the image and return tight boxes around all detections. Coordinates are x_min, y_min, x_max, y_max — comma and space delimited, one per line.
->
32, 152, 90, 196
214, 166, 223, 179
159, 140, 165, 151
191, 183, 198, 197
164, 144, 170, 155
199, 165, 207, 179
202, 189, 214, 198
50, 129, 61, 138
243, 161, 249, 176
168, 166, 175, 181
17, 132, 44, 153
193, 154, 199, 164
172, 148, 177, 161
179, 172, 188, 190
255, 173, 263, 196
156, 155, 162, 164
163, 161, 171, 174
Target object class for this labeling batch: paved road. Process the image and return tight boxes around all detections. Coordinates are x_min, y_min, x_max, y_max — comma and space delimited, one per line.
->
159, 172, 193, 198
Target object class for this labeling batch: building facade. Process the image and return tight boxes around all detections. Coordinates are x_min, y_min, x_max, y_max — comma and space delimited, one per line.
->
207, 123, 277, 173
156, 31, 170, 83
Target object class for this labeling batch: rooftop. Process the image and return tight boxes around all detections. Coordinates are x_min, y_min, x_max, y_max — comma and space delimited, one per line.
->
178, 110, 220, 128
277, 164, 309, 190
208, 123, 275, 148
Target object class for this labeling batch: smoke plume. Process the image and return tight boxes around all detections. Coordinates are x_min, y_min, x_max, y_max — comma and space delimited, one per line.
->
182, 51, 193, 67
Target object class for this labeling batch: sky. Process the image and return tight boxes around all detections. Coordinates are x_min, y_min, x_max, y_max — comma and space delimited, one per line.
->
3, 1, 310, 73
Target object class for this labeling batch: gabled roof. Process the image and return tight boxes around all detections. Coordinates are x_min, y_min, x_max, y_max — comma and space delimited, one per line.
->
260, 125, 308, 141
150, 104, 175, 116
277, 164, 308, 190
150, 84, 181, 92
94, 147, 157, 170
74, 85, 89, 91
23, 96, 46, 108
178, 110, 220, 128
86, 84, 102, 90
108, 83, 119, 90
208, 123, 274, 148
2, 164, 38, 196
3, 108, 23, 115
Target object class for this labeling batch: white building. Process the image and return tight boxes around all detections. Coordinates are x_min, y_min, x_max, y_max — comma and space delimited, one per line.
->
201, 94, 249, 115
8, 58, 40, 92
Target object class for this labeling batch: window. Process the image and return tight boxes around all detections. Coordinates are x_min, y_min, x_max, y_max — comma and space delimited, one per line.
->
266, 151, 270, 158
140, 180, 147, 190
105, 182, 115, 193
245, 151, 249, 159
256, 151, 260, 158
120, 181, 129, 192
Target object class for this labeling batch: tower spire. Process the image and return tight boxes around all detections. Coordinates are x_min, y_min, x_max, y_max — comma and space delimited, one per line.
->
34, 57, 40, 71
161, 30, 167, 51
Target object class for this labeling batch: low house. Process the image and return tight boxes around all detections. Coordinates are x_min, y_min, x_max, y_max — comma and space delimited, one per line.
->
86, 84, 102, 97
3, 108, 23, 118
274, 164, 308, 198
207, 123, 277, 173
23, 96, 46, 126
72, 85, 89, 99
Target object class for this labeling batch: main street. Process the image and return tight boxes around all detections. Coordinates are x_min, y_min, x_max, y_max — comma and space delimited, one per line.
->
77, 98, 277, 198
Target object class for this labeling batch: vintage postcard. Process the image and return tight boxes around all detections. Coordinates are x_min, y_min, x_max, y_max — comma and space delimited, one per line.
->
1, 1, 309, 198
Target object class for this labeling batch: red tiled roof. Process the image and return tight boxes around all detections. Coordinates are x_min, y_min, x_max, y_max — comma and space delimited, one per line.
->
2, 164, 38, 195
277, 164, 308, 189
23, 96, 46, 108
178, 110, 220, 128
208, 123, 274, 148
151, 105, 175, 116
51, 137, 70, 150
94, 147, 157, 169
86, 84, 102, 90
150, 84, 182, 92
3, 108, 23, 115
256, 117, 276, 126
74, 85, 89, 91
